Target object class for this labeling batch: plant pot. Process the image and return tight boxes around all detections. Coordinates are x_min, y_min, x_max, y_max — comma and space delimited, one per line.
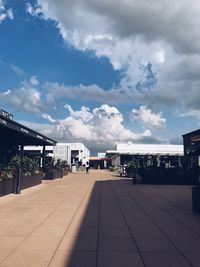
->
44, 170, 61, 180
0, 178, 14, 196
192, 185, 200, 214
62, 169, 69, 177
21, 173, 43, 190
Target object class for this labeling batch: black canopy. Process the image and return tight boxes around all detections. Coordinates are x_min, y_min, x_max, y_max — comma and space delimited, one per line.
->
0, 113, 56, 146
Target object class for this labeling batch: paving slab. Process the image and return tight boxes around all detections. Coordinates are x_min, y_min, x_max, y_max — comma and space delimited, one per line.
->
0, 170, 199, 266
142, 252, 192, 267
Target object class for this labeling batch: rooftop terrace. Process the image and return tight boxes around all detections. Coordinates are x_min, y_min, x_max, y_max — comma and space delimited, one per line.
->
0, 170, 199, 267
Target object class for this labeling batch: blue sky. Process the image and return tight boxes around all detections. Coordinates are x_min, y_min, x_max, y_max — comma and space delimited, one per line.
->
0, 0, 200, 153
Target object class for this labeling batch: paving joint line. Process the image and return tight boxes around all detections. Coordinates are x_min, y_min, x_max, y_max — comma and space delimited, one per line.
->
109, 177, 146, 267
0, 177, 91, 265
131, 184, 200, 239
95, 176, 102, 267
47, 179, 95, 267
122, 180, 194, 267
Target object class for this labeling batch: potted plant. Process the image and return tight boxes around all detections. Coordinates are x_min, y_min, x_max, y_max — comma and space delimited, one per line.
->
0, 155, 43, 196
125, 161, 138, 184
44, 158, 67, 179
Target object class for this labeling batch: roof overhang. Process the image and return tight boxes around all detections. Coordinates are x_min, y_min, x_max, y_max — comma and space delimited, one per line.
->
106, 150, 183, 157
0, 114, 56, 146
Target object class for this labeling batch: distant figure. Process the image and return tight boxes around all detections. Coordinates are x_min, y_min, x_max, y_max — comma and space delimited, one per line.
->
86, 161, 90, 174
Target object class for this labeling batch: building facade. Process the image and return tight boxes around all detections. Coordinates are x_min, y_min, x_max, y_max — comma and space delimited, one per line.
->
107, 142, 184, 168
24, 142, 90, 167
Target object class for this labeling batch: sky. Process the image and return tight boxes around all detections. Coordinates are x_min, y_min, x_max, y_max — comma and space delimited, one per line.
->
0, 0, 200, 154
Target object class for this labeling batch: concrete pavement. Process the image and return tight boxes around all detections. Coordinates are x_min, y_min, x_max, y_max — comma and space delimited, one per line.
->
0, 170, 199, 267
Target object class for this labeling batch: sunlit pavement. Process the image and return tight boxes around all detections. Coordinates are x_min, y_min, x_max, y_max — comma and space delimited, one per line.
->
0, 170, 200, 267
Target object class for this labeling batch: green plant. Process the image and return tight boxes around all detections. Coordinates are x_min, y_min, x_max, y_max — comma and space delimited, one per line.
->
6, 155, 40, 177
109, 166, 115, 172
55, 158, 63, 171
125, 160, 139, 176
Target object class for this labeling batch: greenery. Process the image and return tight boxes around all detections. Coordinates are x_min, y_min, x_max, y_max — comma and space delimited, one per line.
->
46, 158, 69, 171
5, 155, 40, 177
125, 160, 139, 177
109, 166, 116, 172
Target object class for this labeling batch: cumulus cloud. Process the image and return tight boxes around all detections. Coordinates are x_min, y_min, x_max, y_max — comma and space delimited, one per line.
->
29, 0, 200, 55
30, 76, 39, 86
0, 1, 13, 23
42, 113, 56, 123
0, 77, 42, 113
26, 104, 159, 152
130, 106, 166, 130
24, 0, 200, 122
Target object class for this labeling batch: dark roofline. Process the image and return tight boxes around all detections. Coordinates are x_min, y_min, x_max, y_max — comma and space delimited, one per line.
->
182, 129, 200, 137
0, 113, 57, 145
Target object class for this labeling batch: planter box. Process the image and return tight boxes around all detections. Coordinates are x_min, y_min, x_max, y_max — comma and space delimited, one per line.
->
192, 186, 200, 214
62, 169, 69, 177
0, 173, 43, 197
21, 173, 43, 190
44, 170, 61, 180
44, 168, 69, 180
0, 178, 14, 196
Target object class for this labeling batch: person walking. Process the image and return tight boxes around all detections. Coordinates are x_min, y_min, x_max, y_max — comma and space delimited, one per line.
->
85, 161, 90, 174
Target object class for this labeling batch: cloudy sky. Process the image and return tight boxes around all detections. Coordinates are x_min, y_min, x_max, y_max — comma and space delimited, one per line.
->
0, 0, 199, 154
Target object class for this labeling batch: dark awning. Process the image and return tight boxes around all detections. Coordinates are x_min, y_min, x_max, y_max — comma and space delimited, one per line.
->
0, 114, 56, 146
187, 147, 200, 156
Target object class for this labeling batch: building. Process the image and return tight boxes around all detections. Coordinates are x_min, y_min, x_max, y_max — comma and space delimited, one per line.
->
0, 108, 57, 194
0, 108, 56, 167
89, 153, 111, 169
24, 142, 90, 167
106, 142, 184, 168
63, 143, 90, 165
182, 129, 200, 169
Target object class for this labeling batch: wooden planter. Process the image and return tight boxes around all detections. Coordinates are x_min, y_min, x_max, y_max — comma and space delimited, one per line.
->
192, 186, 200, 214
21, 173, 43, 190
44, 170, 61, 180
0, 178, 14, 196
0, 173, 43, 197
44, 168, 69, 180
62, 169, 69, 177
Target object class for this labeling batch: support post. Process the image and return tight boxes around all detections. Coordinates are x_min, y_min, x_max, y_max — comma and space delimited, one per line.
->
16, 145, 24, 194
42, 145, 46, 173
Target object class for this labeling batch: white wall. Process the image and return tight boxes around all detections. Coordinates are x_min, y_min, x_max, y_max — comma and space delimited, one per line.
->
116, 143, 183, 155
53, 144, 70, 163
25, 143, 90, 166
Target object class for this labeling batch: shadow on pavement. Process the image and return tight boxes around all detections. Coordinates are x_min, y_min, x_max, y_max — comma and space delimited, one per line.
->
52, 176, 200, 267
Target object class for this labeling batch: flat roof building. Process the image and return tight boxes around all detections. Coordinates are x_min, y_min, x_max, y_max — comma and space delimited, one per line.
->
106, 142, 184, 168
24, 142, 90, 166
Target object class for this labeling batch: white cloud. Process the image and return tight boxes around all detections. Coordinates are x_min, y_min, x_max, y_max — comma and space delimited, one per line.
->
26, 2, 42, 17
0, 78, 42, 113
0, 1, 13, 23
27, 104, 158, 151
25, 0, 200, 123
30, 76, 39, 86
130, 106, 166, 130
31, 0, 200, 55
10, 64, 25, 76
45, 82, 129, 104
42, 113, 56, 123
64, 104, 93, 123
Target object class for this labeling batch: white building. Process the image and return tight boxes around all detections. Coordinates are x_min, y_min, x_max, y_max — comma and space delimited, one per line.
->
24, 142, 90, 166
60, 143, 90, 165
114, 142, 184, 156
106, 142, 184, 168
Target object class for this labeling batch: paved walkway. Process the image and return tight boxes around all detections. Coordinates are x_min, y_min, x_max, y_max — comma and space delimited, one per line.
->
0, 170, 200, 267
